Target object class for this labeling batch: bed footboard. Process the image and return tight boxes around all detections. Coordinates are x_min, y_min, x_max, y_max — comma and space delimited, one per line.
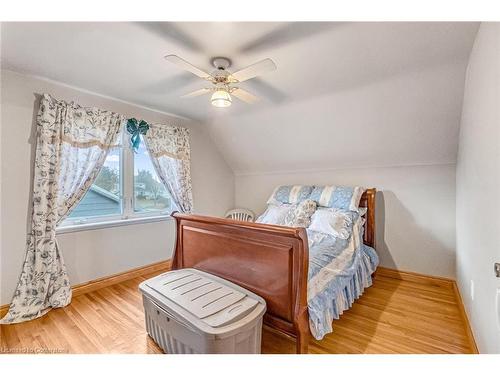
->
171, 213, 310, 353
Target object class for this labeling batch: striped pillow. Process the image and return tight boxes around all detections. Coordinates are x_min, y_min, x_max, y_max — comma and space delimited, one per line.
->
310, 185, 365, 212
267, 185, 314, 205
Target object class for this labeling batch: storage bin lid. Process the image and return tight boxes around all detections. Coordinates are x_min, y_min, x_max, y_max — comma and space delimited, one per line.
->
145, 269, 261, 327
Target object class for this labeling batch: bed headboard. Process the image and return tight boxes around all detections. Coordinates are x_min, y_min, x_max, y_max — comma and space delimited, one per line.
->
359, 188, 376, 248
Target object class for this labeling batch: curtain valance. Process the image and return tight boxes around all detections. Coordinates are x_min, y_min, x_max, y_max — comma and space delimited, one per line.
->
145, 124, 191, 160
39, 93, 123, 149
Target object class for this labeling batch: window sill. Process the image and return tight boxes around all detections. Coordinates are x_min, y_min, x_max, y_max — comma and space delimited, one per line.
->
56, 215, 173, 235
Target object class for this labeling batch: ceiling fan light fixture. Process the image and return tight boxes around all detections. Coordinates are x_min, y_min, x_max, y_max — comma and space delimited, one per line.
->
166, 54, 275, 108
211, 90, 232, 108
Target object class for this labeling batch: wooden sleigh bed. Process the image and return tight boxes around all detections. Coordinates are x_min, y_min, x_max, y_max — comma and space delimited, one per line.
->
171, 188, 376, 354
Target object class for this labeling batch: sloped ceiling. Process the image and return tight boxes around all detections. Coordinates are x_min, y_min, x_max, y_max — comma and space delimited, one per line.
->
1, 22, 479, 173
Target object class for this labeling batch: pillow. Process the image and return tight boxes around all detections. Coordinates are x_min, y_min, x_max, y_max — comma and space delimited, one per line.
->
255, 204, 293, 225
283, 199, 317, 228
308, 208, 354, 239
267, 185, 313, 205
310, 185, 364, 212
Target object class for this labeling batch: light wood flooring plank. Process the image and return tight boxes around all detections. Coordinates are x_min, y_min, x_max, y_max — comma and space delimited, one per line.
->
0, 272, 476, 354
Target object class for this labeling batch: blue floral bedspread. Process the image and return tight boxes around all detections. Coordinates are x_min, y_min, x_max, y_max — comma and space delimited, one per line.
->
306, 214, 379, 340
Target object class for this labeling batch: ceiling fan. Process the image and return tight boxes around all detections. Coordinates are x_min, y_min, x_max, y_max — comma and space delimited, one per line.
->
164, 55, 277, 108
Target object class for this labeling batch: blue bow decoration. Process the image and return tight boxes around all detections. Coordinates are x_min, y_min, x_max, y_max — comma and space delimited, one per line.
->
126, 118, 149, 152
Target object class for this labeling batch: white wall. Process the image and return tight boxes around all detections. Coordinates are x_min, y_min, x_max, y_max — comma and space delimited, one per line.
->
456, 23, 500, 353
235, 164, 456, 278
0, 70, 234, 305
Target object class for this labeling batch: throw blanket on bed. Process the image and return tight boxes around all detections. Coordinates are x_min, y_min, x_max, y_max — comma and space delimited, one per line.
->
306, 214, 379, 340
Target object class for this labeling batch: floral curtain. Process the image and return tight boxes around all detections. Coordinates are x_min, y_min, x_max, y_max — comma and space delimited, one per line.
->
1, 94, 124, 324
143, 124, 193, 213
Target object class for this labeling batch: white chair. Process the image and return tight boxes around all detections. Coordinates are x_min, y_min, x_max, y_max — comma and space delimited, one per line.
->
225, 208, 255, 222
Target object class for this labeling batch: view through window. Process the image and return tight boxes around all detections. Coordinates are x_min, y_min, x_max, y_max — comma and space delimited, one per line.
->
134, 136, 171, 213
68, 148, 122, 219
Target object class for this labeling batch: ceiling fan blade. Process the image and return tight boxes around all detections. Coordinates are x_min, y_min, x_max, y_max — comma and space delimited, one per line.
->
165, 55, 212, 80
239, 22, 337, 53
138, 23, 204, 53
231, 88, 259, 104
181, 88, 211, 98
230, 58, 277, 83
244, 78, 287, 104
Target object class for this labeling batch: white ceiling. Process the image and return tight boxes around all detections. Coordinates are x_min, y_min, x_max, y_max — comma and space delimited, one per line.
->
2, 22, 479, 173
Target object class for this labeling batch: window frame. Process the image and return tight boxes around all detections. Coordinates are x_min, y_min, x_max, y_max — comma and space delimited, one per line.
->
57, 128, 172, 233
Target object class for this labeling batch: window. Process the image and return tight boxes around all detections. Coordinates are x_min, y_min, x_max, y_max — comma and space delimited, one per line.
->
61, 130, 172, 228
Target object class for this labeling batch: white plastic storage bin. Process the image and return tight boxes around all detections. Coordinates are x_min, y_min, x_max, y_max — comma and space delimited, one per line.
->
139, 268, 266, 354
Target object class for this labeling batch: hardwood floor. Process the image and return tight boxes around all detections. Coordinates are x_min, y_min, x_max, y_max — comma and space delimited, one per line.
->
0, 269, 476, 354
